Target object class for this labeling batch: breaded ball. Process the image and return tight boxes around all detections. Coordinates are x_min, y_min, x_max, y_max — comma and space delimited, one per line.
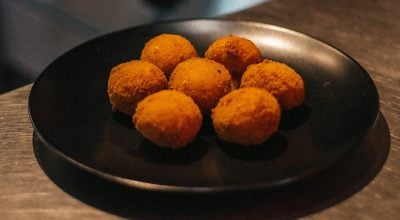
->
212, 88, 281, 146
205, 35, 262, 79
169, 57, 233, 114
140, 34, 198, 78
133, 90, 202, 148
107, 60, 167, 115
241, 60, 305, 110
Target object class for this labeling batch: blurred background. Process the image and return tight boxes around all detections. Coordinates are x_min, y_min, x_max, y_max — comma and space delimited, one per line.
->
0, 0, 268, 94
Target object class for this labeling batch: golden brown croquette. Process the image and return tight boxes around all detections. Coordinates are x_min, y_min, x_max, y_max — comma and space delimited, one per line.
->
205, 35, 262, 79
133, 90, 202, 148
107, 60, 167, 116
140, 34, 198, 78
241, 60, 305, 110
169, 57, 233, 115
211, 88, 281, 146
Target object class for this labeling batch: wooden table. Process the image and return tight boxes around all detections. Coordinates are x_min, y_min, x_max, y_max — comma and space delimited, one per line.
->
1, 0, 399, 219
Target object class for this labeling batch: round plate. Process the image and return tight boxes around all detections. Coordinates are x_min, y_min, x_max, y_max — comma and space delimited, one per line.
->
28, 19, 379, 193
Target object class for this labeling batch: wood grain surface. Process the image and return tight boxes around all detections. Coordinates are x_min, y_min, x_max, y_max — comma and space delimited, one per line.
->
1, 0, 399, 219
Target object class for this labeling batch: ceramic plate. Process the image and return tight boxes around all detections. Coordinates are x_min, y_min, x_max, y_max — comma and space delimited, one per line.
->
28, 19, 379, 193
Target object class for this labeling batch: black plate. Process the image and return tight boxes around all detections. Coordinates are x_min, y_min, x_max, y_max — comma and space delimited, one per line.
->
28, 19, 379, 193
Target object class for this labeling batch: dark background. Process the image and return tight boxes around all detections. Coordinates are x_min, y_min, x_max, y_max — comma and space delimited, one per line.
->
0, 0, 268, 94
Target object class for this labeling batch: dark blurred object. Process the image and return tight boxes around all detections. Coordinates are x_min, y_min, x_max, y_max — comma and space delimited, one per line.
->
0, 61, 33, 94
145, 0, 181, 8
0, 0, 268, 94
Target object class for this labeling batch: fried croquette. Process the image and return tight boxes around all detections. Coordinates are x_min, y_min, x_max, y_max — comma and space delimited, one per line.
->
140, 34, 198, 78
133, 90, 202, 148
212, 88, 281, 146
241, 60, 305, 110
205, 35, 262, 79
107, 60, 167, 115
169, 57, 233, 114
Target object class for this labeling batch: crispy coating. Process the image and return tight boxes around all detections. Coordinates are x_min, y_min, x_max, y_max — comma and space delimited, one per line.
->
169, 57, 233, 115
133, 90, 202, 148
140, 34, 198, 78
107, 60, 167, 116
241, 60, 305, 110
212, 88, 281, 146
205, 35, 262, 79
